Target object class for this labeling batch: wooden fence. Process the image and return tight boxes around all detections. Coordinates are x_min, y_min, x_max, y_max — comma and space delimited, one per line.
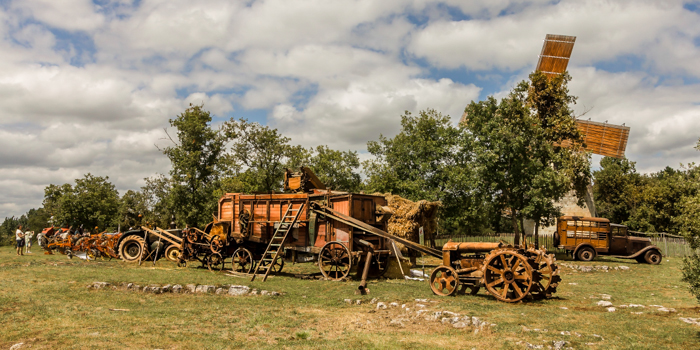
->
431, 232, 693, 258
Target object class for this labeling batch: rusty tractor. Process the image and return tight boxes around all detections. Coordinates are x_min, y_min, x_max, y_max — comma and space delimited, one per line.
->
429, 242, 560, 303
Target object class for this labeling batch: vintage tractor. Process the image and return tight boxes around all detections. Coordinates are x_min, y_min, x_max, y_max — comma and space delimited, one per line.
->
429, 242, 560, 303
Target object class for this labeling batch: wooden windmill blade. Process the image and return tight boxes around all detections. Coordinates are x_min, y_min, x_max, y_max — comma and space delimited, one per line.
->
536, 34, 576, 78
535, 34, 631, 159
576, 119, 630, 159
560, 120, 630, 159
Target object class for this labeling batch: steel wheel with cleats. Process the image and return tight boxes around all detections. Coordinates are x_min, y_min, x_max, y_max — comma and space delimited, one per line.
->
482, 249, 533, 303
529, 251, 561, 299
318, 241, 352, 280
430, 266, 460, 296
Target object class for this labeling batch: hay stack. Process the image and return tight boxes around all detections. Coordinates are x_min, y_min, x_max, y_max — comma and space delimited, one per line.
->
374, 193, 441, 250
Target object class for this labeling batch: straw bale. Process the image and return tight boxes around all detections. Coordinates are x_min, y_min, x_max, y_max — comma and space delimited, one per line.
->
373, 193, 441, 249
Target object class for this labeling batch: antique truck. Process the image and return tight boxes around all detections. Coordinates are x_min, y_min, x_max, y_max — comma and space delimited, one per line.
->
554, 216, 662, 264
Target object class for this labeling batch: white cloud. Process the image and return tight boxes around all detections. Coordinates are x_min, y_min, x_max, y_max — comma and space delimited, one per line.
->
11, 0, 105, 31
0, 0, 699, 219
409, 0, 700, 75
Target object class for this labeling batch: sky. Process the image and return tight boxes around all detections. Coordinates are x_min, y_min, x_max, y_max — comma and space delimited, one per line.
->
1, 0, 700, 219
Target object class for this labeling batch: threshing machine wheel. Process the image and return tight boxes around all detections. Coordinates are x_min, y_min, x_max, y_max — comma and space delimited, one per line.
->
210, 237, 224, 254
482, 249, 533, 303
186, 230, 198, 244
319, 241, 352, 281
260, 257, 285, 273
231, 247, 254, 274
644, 250, 662, 265
429, 266, 460, 296
207, 252, 225, 272
529, 251, 561, 299
164, 245, 181, 262
118, 235, 148, 262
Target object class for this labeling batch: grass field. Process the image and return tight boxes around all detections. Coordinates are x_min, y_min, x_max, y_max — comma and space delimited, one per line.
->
1, 246, 699, 349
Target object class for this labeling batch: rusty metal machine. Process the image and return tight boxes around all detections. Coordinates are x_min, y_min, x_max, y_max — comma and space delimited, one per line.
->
430, 241, 560, 303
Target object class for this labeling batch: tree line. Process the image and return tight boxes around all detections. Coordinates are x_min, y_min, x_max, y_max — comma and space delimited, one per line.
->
2, 72, 698, 250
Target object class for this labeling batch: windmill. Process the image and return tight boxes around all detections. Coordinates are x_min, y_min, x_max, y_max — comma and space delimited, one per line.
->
536, 34, 630, 159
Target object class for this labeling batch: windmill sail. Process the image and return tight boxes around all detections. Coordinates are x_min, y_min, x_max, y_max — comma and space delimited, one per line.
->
536, 34, 576, 78
535, 34, 630, 159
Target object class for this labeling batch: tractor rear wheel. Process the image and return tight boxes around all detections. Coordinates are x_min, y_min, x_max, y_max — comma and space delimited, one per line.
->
118, 235, 148, 262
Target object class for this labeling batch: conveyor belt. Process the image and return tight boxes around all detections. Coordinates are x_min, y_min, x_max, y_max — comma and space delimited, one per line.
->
312, 204, 442, 259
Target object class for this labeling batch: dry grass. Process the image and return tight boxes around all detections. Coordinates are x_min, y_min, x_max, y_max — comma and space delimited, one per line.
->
0, 247, 699, 349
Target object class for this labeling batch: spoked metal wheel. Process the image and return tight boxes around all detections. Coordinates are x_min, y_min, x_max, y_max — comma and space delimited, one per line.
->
318, 241, 352, 281
482, 249, 533, 303
430, 266, 460, 296
207, 252, 224, 272
529, 251, 560, 299
231, 247, 254, 274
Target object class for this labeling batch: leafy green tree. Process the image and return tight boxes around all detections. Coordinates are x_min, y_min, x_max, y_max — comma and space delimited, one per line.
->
593, 157, 644, 224
141, 175, 175, 229
363, 109, 486, 234
462, 71, 591, 246
118, 190, 149, 230
229, 119, 304, 193
678, 139, 700, 302
162, 104, 233, 227
43, 174, 120, 231
307, 145, 361, 192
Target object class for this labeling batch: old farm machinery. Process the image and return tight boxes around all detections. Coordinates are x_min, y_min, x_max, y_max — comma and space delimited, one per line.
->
430, 242, 560, 302
42, 226, 123, 260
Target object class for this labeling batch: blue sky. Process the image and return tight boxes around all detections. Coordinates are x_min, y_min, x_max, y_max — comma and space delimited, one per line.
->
0, 0, 699, 218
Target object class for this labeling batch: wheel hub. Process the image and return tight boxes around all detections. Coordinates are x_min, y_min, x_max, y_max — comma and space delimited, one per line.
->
503, 270, 515, 283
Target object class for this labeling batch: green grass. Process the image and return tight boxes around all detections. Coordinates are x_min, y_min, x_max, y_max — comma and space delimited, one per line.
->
1, 247, 699, 349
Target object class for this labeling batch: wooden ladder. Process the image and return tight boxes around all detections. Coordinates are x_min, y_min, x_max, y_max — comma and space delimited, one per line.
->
250, 202, 304, 282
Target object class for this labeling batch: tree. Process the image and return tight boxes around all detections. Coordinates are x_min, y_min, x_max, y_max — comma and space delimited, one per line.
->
677, 139, 700, 302
162, 104, 233, 227
462, 71, 591, 246
228, 119, 304, 193
593, 157, 643, 225
43, 174, 120, 231
117, 190, 149, 230
307, 145, 361, 192
141, 174, 175, 229
363, 109, 486, 233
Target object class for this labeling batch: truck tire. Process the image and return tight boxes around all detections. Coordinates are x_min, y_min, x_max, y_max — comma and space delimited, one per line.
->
118, 235, 148, 262
576, 247, 595, 262
644, 250, 662, 265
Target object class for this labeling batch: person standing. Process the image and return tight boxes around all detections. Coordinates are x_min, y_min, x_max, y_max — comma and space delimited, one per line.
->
15, 225, 25, 256
25, 230, 34, 254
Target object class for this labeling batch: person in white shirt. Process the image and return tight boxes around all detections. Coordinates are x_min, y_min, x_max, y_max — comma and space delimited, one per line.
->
15, 225, 25, 256
25, 230, 34, 254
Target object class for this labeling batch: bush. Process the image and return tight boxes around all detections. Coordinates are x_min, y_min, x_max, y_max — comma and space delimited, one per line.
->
682, 253, 700, 303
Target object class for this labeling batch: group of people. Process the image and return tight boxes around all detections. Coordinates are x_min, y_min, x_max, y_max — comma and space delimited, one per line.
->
14, 225, 37, 256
